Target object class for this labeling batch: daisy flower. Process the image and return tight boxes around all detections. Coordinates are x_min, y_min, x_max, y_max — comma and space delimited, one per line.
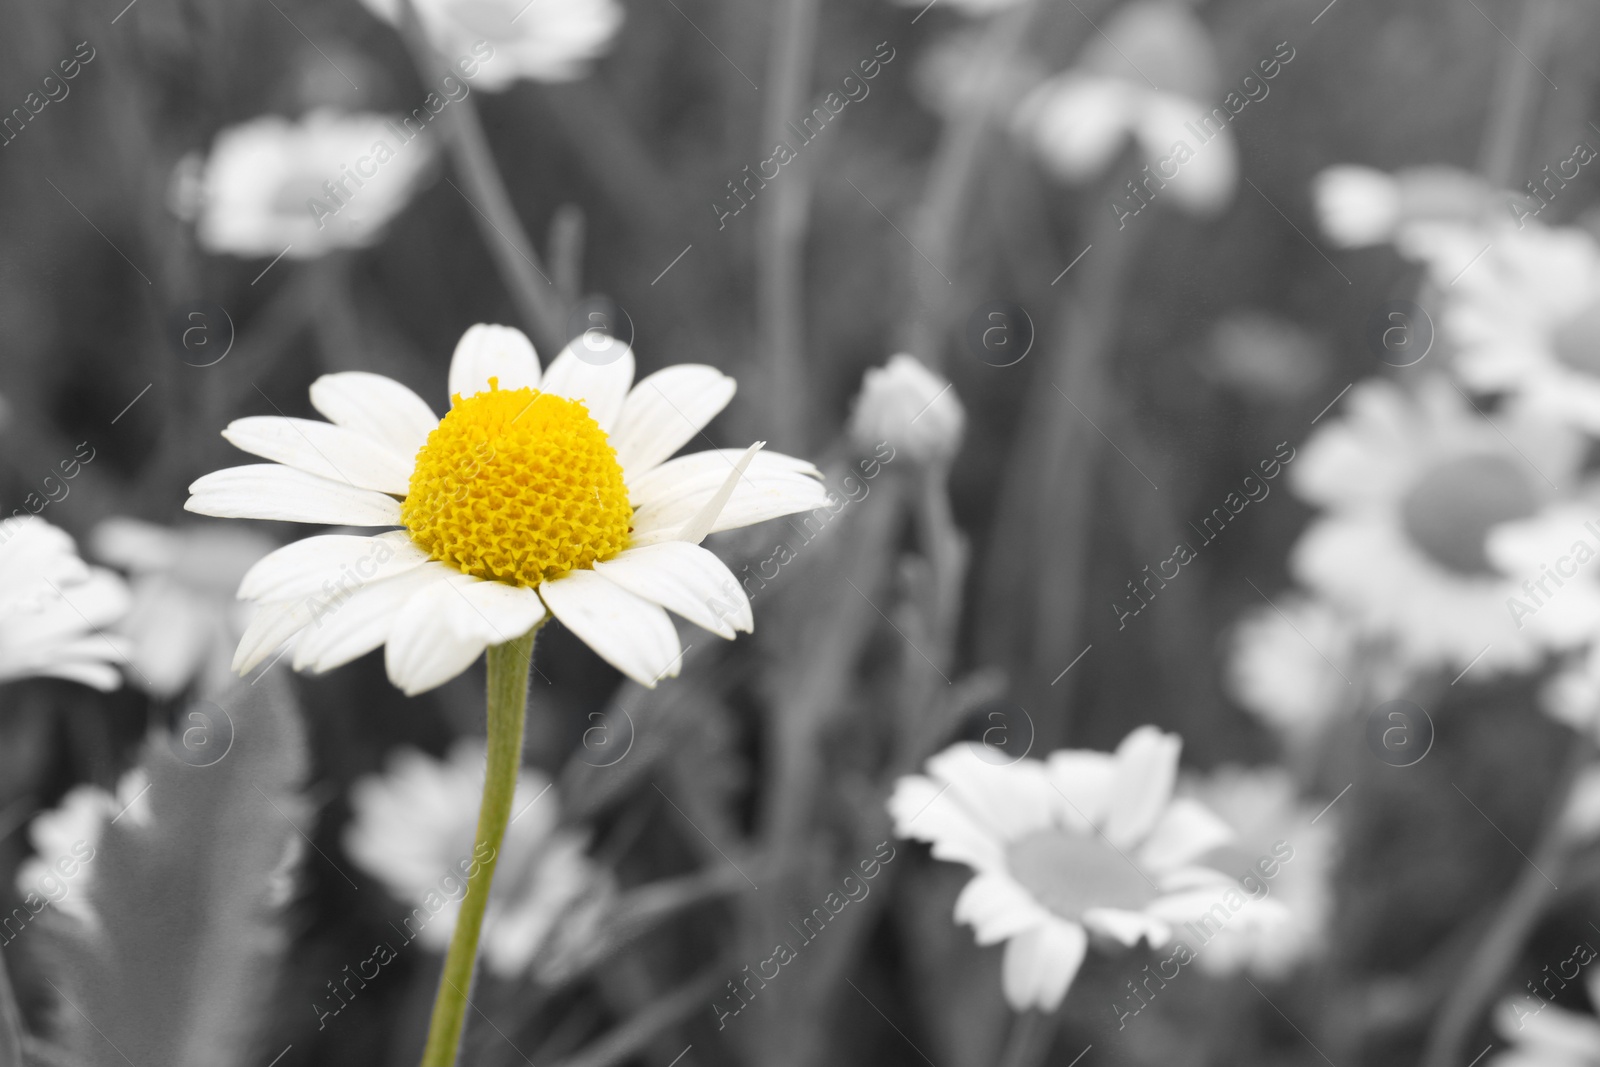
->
848, 353, 966, 466
888, 726, 1236, 1012
1441, 222, 1600, 433
1179, 766, 1334, 979
183, 109, 438, 259
17, 768, 150, 925
185, 323, 826, 694
358, 0, 623, 89
1290, 377, 1584, 675
345, 741, 613, 980
1311, 165, 1496, 252
91, 518, 277, 700
0, 517, 130, 692
1010, 2, 1236, 216
1225, 594, 1359, 753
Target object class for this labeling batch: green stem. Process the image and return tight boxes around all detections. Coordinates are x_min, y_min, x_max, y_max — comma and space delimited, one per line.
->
419, 624, 542, 1067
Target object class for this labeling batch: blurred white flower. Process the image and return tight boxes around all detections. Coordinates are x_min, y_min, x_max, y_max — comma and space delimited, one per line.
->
358, 0, 623, 90
1180, 766, 1333, 979
185, 324, 826, 695
0, 517, 130, 691
1011, 2, 1235, 216
1290, 378, 1587, 675
1491, 966, 1600, 1067
18, 767, 150, 925
186, 109, 438, 259
1225, 594, 1357, 750
849, 353, 965, 465
92, 518, 277, 700
1442, 222, 1600, 433
888, 726, 1236, 1012
1312, 166, 1402, 248
344, 740, 613, 980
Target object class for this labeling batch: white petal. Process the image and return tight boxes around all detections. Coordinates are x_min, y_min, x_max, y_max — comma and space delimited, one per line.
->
612, 365, 736, 475
924, 745, 1057, 841
308, 371, 438, 458
887, 773, 1007, 875
593, 541, 750, 638
384, 575, 543, 695
186, 465, 403, 526
1001, 919, 1088, 1012
1083, 906, 1170, 948
954, 874, 1053, 946
223, 416, 414, 495
673, 442, 763, 545
1137, 798, 1235, 873
238, 531, 430, 602
1103, 727, 1182, 849
538, 341, 636, 434
538, 570, 681, 688
234, 598, 319, 673
1044, 751, 1118, 832
448, 324, 541, 402
628, 450, 828, 546
292, 564, 453, 674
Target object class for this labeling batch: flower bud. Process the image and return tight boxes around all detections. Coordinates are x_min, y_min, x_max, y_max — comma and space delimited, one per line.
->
848, 354, 965, 465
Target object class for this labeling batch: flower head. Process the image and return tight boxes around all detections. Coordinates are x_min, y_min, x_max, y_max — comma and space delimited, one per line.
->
889, 726, 1235, 1011
1290, 377, 1587, 675
0, 518, 130, 691
184, 109, 438, 259
848, 353, 965, 465
358, 0, 623, 89
345, 740, 612, 979
185, 323, 826, 694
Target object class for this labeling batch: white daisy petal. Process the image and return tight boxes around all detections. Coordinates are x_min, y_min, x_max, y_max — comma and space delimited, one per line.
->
538, 570, 681, 687
611, 365, 737, 475
222, 417, 415, 495
292, 564, 454, 674
187, 465, 404, 526
309, 371, 438, 458
628, 450, 828, 546
538, 341, 636, 434
924, 744, 1056, 840
593, 541, 751, 638
1083, 906, 1170, 947
238, 531, 430, 602
887, 774, 1007, 874
234, 598, 320, 673
384, 578, 492, 696
1103, 727, 1182, 848
1002, 919, 1088, 1012
672, 442, 763, 545
953, 874, 1053, 945
448, 324, 542, 402
1044, 751, 1118, 832
1137, 797, 1236, 873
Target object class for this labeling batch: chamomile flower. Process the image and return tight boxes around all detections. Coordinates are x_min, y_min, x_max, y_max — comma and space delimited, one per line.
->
1225, 594, 1382, 756
1290, 377, 1584, 675
345, 741, 612, 979
1010, 2, 1236, 215
183, 110, 438, 259
358, 0, 623, 89
1180, 766, 1333, 978
18, 768, 150, 925
92, 518, 276, 700
1442, 222, 1600, 433
848, 353, 965, 465
0, 517, 130, 692
889, 726, 1236, 1012
185, 324, 826, 695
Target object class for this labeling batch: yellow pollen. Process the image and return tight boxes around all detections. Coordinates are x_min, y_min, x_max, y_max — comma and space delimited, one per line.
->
401, 382, 631, 585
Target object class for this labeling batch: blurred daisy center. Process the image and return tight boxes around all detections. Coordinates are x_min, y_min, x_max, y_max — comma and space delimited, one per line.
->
400, 383, 631, 586
1552, 299, 1600, 375
268, 175, 334, 217
1398, 453, 1537, 575
1005, 829, 1159, 919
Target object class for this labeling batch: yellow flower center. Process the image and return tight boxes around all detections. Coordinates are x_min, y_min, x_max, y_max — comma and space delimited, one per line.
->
401, 383, 632, 586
